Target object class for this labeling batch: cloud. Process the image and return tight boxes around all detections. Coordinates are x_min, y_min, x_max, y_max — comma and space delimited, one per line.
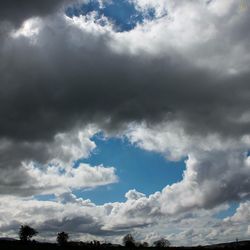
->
56, 192, 95, 207
1, 0, 250, 143
24, 162, 118, 195
0, 193, 249, 246
0, 196, 107, 239
160, 151, 250, 213
127, 122, 250, 213
1, 0, 250, 188
102, 190, 162, 231
0, 194, 129, 241
0, 0, 81, 25
224, 201, 250, 224
125, 189, 146, 200
0, 126, 118, 196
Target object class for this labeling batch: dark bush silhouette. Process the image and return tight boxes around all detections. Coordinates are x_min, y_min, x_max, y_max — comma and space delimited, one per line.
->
123, 234, 135, 247
19, 225, 38, 241
137, 241, 149, 247
93, 240, 101, 247
153, 238, 170, 248
142, 242, 149, 247
57, 231, 69, 246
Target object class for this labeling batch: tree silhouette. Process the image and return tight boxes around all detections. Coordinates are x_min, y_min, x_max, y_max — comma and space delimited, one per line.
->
153, 238, 170, 248
123, 234, 135, 247
57, 231, 69, 246
93, 240, 101, 247
19, 225, 38, 241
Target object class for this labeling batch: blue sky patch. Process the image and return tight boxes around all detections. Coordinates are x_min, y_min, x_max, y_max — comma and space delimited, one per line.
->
74, 134, 185, 204
66, 0, 156, 31
34, 194, 55, 201
215, 202, 239, 219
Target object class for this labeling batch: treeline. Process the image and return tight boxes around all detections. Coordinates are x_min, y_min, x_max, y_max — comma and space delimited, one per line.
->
0, 225, 249, 250
18, 225, 171, 248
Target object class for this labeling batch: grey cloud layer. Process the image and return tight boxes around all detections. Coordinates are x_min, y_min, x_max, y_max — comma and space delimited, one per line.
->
0, 0, 72, 25
0, 0, 250, 144
1, 20, 250, 142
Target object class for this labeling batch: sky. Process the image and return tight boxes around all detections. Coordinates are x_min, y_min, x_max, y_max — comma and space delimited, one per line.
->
0, 0, 250, 246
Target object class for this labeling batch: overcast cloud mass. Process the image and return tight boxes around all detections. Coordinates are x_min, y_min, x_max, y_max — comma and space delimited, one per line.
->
0, 0, 250, 246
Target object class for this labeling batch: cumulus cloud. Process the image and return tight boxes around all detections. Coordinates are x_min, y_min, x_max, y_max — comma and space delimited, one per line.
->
125, 189, 146, 200
103, 191, 162, 231
0, 126, 118, 196
24, 162, 118, 195
56, 192, 95, 206
126, 122, 250, 214
225, 201, 250, 224
0, 193, 248, 246
0, 195, 109, 239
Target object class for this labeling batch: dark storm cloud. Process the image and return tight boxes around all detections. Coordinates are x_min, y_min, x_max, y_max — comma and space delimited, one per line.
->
0, 138, 52, 196
1, 26, 250, 143
0, 0, 70, 25
0, 0, 250, 197
0, 1, 250, 142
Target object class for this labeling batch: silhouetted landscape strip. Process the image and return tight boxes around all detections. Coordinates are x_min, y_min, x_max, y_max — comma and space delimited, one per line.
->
0, 226, 249, 250
0, 239, 250, 250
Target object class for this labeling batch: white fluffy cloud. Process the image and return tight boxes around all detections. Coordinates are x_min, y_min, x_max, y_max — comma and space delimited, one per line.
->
0, 192, 249, 246
49, 126, 97, 167
0, 195, 108, 240
102, 191, 162, 231
125, 189, 146, 200
0, 125, 118, 196
123, 122, 250, 222
225, 201, 250, 224
24, 162, 118, 195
